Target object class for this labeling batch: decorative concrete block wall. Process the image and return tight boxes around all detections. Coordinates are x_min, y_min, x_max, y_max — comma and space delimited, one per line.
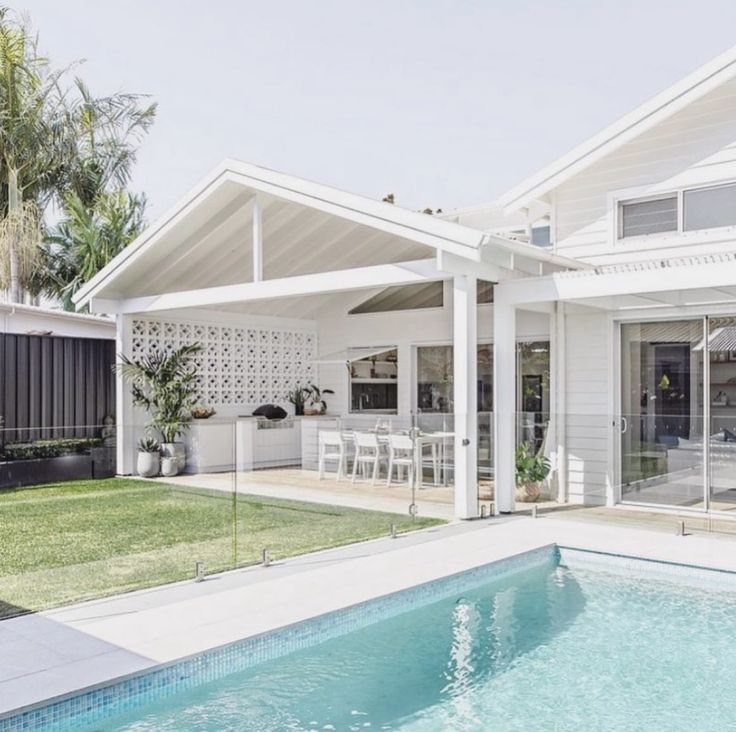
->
130, 318, 317, 407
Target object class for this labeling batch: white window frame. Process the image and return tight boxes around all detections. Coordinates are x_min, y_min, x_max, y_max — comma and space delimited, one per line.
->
610, 179, 736, 244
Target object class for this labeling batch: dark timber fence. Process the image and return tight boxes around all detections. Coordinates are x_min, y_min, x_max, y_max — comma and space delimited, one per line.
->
0, 333, 115, 442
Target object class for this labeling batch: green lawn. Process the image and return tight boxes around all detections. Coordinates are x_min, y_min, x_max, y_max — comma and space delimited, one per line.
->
0, 478, 443, 617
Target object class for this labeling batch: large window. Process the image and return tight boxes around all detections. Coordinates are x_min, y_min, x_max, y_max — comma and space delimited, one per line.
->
349, 348, 398, 413
415, 342, 548, 418
618, 181, 736, 240
416, 344, 494, 414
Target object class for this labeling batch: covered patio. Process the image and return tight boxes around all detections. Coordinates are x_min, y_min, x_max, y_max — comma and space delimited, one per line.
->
75, 160, 580, 519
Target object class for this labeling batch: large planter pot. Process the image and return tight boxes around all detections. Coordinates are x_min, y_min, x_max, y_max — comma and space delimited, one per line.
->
161, 442, 186, 471
160, 456, 179, 477
515, 480, 542, 503
137, 451, 160, 478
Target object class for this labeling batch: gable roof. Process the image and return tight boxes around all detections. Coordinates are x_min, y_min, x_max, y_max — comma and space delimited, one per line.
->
75, 159, 582, 312
74, 159, 493, 310
497, 44, 736, 214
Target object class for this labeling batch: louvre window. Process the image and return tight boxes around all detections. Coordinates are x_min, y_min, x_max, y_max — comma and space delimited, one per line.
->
619, 196, 678, 239
683, 183, 736, 232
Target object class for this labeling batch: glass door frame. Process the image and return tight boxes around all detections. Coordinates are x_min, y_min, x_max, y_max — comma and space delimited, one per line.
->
614, 313, 734, 515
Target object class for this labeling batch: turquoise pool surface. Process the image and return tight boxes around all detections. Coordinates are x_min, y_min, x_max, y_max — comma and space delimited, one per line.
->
69, 549, 736, 731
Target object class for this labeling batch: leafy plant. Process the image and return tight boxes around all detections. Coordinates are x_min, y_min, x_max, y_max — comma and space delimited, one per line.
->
515, 442, 550, 485
190, 405, 216, 419
286, 386, 310, 415
137, 437, 160, 453
118, 343, 201, 443
305, 384, 335, 413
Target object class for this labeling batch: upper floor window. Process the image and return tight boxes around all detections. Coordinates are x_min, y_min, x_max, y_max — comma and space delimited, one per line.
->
619, 196, 677, 239
683, 183, 736, 231
618, 181, 736, 240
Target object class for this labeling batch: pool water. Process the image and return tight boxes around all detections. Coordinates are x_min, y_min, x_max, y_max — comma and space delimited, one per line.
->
86, 552, 736, 731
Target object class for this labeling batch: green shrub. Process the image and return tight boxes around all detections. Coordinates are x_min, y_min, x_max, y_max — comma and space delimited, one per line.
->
1, 437, 103, 462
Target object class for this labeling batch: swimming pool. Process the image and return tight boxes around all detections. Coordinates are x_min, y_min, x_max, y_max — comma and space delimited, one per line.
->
6, 545, 736, 731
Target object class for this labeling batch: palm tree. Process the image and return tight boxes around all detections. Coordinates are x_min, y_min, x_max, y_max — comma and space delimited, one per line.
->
117, 344, 202, 444
0, 9, 156, 303
40, 189, 146, 310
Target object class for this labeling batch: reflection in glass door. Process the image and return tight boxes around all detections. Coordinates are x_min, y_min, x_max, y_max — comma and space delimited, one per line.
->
620, 320, 705, 508
707, 317, 736, 513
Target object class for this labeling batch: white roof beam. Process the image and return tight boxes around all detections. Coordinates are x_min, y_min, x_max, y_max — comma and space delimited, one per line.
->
93, 259, 448, 315
252, 194, 262, 282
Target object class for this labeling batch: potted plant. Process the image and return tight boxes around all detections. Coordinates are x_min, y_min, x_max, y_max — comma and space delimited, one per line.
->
118, 343, 201, 475
191, 405, 216, 420
304, 384, 335, 415
287, 386, 309, 416
137, 437, 160, 478
515, 441, 550, 503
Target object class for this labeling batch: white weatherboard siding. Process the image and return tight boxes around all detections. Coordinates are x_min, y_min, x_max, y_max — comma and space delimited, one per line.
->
563, 310, 610, 505
554, 76, 736, 264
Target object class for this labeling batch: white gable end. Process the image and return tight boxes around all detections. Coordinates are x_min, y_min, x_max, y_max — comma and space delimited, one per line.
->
554, 74, 736, 264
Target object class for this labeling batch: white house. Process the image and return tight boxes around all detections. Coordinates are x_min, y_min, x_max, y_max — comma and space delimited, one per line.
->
76, 45, 736, 519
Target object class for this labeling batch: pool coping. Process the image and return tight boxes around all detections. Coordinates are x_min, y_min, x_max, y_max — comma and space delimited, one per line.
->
4, 515, 736, 728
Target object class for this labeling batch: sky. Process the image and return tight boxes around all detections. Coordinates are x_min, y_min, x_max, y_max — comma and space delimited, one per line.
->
18, 0, 736, 219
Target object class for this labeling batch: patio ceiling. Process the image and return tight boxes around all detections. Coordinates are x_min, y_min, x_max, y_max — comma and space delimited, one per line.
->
76, 160, 583, 318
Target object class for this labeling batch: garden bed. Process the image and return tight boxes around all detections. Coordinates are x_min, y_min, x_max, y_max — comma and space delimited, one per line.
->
0, 439, 115, 489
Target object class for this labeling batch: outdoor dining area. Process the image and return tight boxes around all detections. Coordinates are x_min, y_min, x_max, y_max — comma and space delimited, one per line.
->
317, 421, 455, 488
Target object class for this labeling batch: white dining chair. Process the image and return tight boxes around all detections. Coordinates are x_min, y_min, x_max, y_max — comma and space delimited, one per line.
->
351, 431, 385, 484
318, 430, 348, 480
387, 433, 414, 487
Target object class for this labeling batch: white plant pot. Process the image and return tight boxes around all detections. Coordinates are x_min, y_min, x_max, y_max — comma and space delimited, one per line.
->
137, 451, 160, 478
161, 442, 186, 471
160, 456, 179, 478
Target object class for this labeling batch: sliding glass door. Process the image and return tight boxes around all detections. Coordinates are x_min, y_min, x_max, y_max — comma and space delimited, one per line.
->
619, 320, 705, 508
707, 317, 736, 513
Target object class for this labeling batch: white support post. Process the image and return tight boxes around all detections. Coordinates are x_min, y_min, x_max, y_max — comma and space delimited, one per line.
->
115, 314, 135, 476
252, 194, 263, 282
493, 300, 516, 513
555, 301, 567, 503
453, 274, 478, 519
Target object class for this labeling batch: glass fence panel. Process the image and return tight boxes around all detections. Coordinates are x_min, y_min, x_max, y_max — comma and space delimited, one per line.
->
0, 420, 238, 620
231, 414, 446, 568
